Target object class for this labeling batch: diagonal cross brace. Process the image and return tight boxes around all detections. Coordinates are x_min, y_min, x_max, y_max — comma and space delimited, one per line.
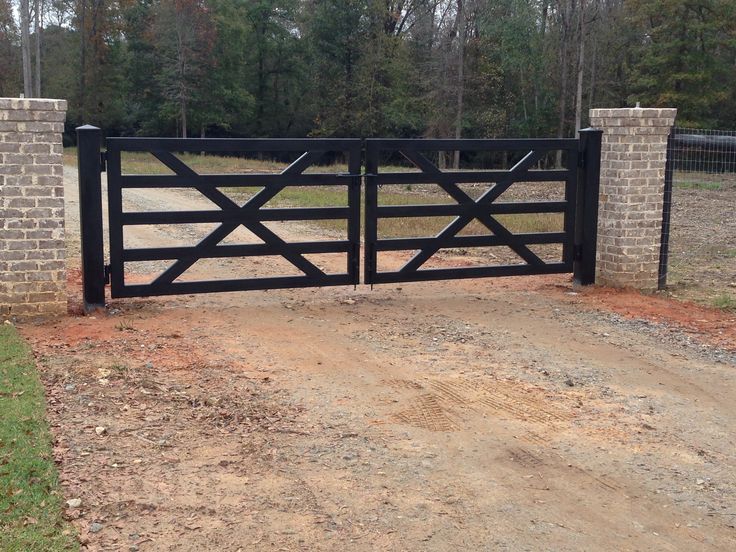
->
149, 150, 326, 286
398, 150, 548, 272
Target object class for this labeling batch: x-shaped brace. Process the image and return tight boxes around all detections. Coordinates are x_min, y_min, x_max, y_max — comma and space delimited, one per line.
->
398, 150, 547, 272
149, 151, 326, 286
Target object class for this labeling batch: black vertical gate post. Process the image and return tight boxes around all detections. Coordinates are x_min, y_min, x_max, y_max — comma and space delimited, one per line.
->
364, 140, 379, 286
347, 142, 362, 285
574, 128, 602, 286
76, 125, 106, 311
657, 129, 675, 290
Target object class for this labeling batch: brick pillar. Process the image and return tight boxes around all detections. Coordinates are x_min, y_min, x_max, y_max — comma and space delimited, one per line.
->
0, 98, 67, 318
589, 107, 676, 290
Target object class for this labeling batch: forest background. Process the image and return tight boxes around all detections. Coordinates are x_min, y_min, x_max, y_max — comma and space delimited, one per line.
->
1, 0, 735, 143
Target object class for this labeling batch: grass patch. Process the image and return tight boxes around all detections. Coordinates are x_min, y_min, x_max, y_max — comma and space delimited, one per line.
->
674, 180, 724, 191
712, 294, 736, 311
65, 147, 332, 174
0, 325, 77, 551
259, 186, 562, 237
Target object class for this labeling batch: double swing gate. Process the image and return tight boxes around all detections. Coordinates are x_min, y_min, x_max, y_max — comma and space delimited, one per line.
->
77, 126, 601, 310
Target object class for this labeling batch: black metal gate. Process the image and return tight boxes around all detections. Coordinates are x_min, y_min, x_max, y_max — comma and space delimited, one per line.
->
77, 127, 601, 311
77, 129, 361, 305
364, 132, 601, 286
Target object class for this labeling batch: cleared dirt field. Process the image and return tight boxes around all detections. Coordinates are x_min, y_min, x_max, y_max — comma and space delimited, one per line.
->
18, 167, 736, 551
666, 172, 736, 308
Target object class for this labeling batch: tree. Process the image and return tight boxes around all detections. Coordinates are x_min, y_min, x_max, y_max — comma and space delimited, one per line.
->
150, 0, 216, 138
20, 0, 32, 96
3, 0, 735, 138
72, 0, 131, 127
0, 0, 21, 96
626, 0, 736, 127
34, 0, 41, 97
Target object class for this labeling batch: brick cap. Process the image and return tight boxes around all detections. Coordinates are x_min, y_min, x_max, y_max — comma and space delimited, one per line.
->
590, 107, 677, 122
0, 98, 67, 111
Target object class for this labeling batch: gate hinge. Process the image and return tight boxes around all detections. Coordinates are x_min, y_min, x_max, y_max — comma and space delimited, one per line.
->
577, 150, 586, 169
100, 151, 107, 173
104, 264, 111, 285
574, 244, 583, 261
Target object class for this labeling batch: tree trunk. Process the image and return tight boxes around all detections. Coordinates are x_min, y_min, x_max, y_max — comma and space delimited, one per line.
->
34, 0, 41, 97
557, 23, 569, 139
556, 1, 571, 166
79, 0, 86, 120
574, 1, 585, 137
181, 98, 187, 138
588, 28, 597, 112
20, 0, 32, 96
453, 0, 465, 169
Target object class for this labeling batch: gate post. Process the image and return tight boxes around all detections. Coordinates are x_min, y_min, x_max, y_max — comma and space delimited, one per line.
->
76, 125, 106, 311
363, 140, 379, 286
657, 129, 675, 290
574, 128, 602, 286
589, 108, 677, 290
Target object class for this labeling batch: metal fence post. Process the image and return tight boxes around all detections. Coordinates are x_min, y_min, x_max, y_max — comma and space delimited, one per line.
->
76, 125, 106, 311
657, 129, 675, 290
574, 127, 602, 286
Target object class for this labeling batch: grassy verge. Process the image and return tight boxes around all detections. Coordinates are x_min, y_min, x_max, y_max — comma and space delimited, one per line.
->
0, 324, 77, 551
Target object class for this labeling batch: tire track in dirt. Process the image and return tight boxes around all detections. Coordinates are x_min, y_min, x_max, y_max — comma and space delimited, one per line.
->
504, 444, 623, 493
393, 394, 459, 432
387, 377, 572, 432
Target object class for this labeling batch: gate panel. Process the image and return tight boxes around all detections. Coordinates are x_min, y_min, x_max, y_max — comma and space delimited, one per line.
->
364, 138, 583, 285
106, 138, 361, 298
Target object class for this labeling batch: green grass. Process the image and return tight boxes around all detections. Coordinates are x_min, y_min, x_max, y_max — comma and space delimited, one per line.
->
674, 180, 724, 191
64, 147, 329, 174
0, 325, 77, 551
242, 184, 562, 237
712, 293, 736, 311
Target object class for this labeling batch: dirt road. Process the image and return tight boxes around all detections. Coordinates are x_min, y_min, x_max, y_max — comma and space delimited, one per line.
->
20, 168, 736, 551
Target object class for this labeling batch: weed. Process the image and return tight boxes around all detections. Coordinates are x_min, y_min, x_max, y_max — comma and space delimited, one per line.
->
109, 363, 129, 378
712, 294, 736, 311
114, 320, 136, 332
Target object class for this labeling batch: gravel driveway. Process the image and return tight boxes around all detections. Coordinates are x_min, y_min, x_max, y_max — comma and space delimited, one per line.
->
20, 166, 736, 551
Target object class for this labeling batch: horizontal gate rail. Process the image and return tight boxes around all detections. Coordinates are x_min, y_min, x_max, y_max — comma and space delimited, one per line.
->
123, 241, 352, 262
107, 137, 359, 152
118, 174, 352, 188
106, 138, 361, 298
120, 207, 350, 225
364, 138, 582, 285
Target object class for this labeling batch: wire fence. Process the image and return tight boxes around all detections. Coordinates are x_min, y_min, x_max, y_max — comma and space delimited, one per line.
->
669, 127, 736, 185
659, 127, 736, 300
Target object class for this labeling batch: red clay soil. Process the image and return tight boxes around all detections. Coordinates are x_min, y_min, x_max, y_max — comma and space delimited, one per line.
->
562, 284, 736, 352
68, 265, 736, 353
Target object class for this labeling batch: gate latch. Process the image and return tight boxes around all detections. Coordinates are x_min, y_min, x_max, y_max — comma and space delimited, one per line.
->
104, 264, 111, 285
100, 151, 107, 173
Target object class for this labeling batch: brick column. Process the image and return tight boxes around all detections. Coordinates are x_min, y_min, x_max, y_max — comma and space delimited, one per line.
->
0, 98, 67, 318
589, 107, 676, 290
